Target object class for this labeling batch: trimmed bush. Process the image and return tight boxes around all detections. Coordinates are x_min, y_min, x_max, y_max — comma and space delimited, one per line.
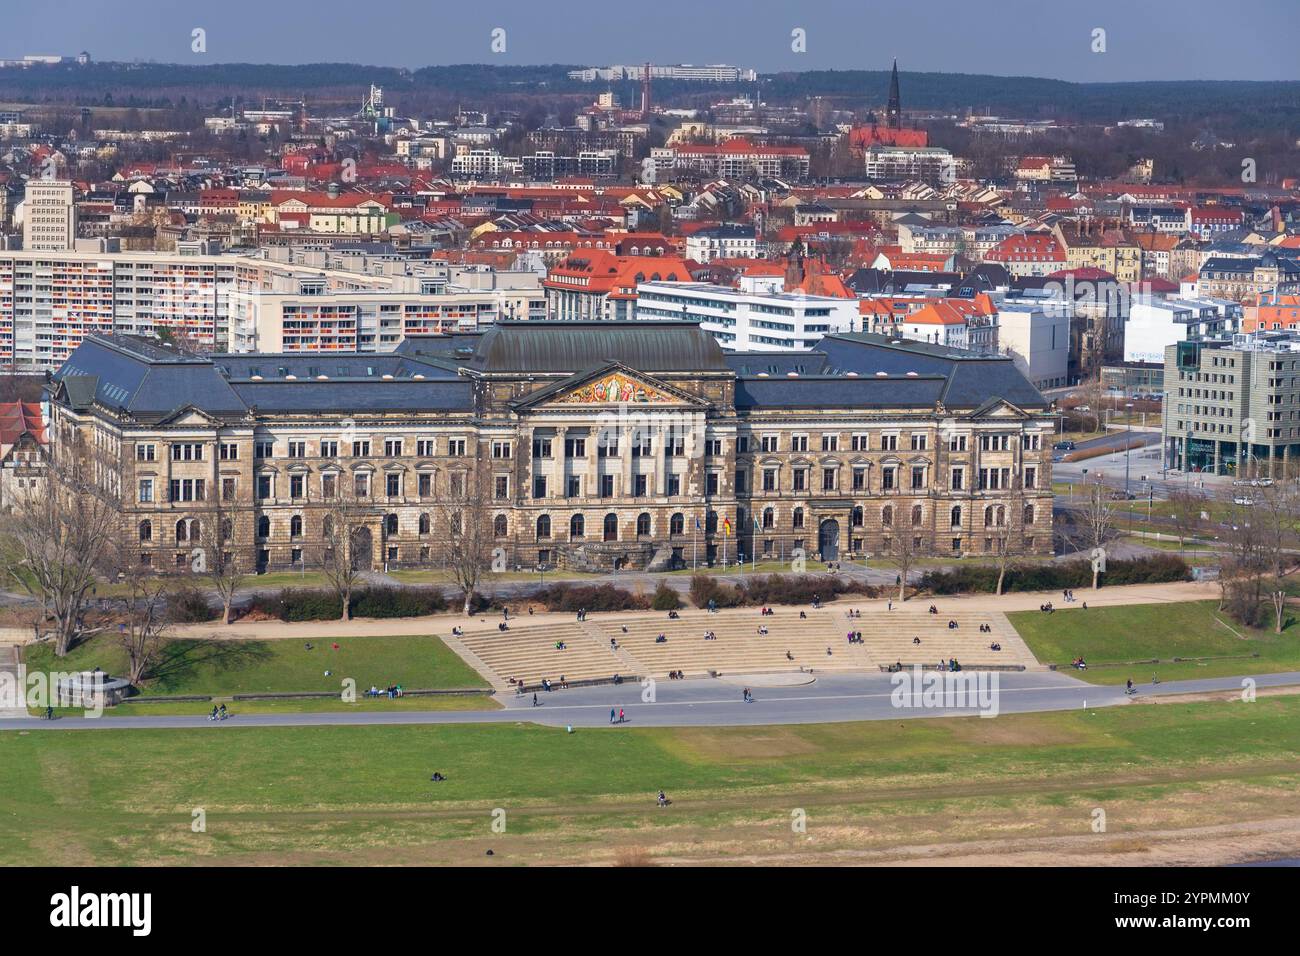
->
688, 574, 743, 609
168, 584, 218, 623
529, 582, 650, 612
689, 572, 875, 608
919, 553, 1190, 595
650, 580, 682, 611
248, 586, 450, 622
350, 586, 447, 619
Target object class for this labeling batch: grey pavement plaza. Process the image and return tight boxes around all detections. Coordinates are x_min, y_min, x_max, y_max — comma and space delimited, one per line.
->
8, 669, 1296, 732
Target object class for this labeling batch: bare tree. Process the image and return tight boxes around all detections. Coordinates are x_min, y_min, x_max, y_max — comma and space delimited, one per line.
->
0, 439, 121, 656
1166, 485, 1206, 556
1070, 477, 1117, 589
1219, 498, 1268, 628
319, 479, 371, 622
436, 455, 495, 615
884, 521, 920, 603
201, 500, 247, 626
990, 487, 1028, 596
1076, 372, 1106, 435
116, 568, 172, 686
1253, 481, 1299, 633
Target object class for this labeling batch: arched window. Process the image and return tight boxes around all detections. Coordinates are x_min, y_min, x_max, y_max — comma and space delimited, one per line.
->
221, 518, 233, 543
385, 513, 399, 535
493, 514, 508, 538
950, 505, 962, 528
670, 512, 684, 535
792, 507, 804, 529
996, 505, 1006, 527
851, 506, 864, 527
322, 515, 334, 540
911, 505, 923, 528
175, 518, 188, 543
290, 515, 303, 538
881, 505, 893, 527
570, 513, 585, 539
706, 510, 718, 534
1024, 505, 1035, 526
419, 513, 431, 535
984, 506, 994, 527
636, 512, 651, 536
257, 515, 271, 539
604, 513, 619, 541
536, 514, 551, 539
763, 507, 775, 529
138, 520, 152, 542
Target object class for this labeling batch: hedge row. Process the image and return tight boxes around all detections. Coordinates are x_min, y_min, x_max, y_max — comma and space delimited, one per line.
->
918, 553, 1191, 595
526, 582, 651, 613
689, 573, 878, 609
248, 586, 449, 622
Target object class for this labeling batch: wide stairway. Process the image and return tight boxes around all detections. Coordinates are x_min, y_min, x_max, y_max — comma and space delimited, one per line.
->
585, 606, 877, 678
848, 603, 1038, 670
455, 620, 627, 687
448, 603, 1041, 687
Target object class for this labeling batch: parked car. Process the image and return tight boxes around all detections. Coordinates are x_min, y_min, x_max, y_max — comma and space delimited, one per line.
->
1233, 496, 1255, 506
1054, 440, 1076, 451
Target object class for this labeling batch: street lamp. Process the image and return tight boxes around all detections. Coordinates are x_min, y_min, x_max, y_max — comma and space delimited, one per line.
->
1125, 402, 1134, 534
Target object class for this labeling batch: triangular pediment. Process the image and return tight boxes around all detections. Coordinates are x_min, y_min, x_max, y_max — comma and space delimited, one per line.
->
515, 363, 706, 410
970, 396, 1030, 419
155, 404, 226, 427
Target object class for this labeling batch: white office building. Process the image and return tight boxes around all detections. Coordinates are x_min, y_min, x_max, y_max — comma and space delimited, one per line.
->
635, 276, 858, 351
991, 296, 1071, 391
1123, 294, 1241, 365
21, 180, 77, 251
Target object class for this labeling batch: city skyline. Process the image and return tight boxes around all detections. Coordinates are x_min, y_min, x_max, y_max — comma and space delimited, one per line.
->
5, 0, 1298, 83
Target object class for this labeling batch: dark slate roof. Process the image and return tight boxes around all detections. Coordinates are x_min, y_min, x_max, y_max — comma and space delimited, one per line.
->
212, 352, 457, 382
735, 376, 945, 409
55, 335, 245, 417
724, 351, 831, 376
231, 380, 473, 414
466, 321, 730, 374
812, 333, 1048, 410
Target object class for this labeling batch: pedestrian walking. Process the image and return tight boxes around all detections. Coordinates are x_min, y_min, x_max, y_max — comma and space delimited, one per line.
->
610, 707, 616, 724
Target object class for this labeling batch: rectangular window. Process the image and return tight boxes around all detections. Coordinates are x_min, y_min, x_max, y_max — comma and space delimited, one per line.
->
634, 474, 648, 497
320, 440, 339, 458
667, 474, 681, 496
219, 442, 239, 461
791, 435, 808, 452
822, 468, 836, 491
254, 440, 274, 459
821, 434, 838, 452
491, 440, 511, 459
171, 443, 204, 461
792, 469, 806, 492
567, 476, 581, 497
385, 439, 403, 458
533, 476, 547, 499
852, 468, 866, 491
760, 435, 779, 452
290, 475, 305, 499
322, 474, 337, 498
706, 472, 720, 495
447, 438, 467, 457
138, 478, 153, 503
564, 437, 586, 458
734, 470, 747, 493
851, 434, 869, 451
882, 467, 896, 491
256, 475, 273, 500
762, 468, 777, 491
911, 466, 926, 490
951, 468, 964, 491
136, 443, 156, 462
352, 440, 371, 458
600, 474, 615, 497
355, 473, 371, 498
386, 473, 401, 497
419, 473, 434, 497
532, 436, 553, 459
418, 439, 437, 457
222, 477, 236, 501
911, 434, 927, 451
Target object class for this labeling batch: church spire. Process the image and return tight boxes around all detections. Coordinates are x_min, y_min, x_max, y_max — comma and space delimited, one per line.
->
886, 58, 901, 130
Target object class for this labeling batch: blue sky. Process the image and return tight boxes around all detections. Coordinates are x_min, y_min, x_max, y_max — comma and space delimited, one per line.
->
5, 0, 1297, 82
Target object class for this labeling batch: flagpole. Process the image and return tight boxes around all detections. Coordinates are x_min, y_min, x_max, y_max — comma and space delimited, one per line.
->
693, 516, 698, 571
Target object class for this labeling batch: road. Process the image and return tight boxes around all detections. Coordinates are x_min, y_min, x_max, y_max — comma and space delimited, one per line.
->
8, 668, 1295, 731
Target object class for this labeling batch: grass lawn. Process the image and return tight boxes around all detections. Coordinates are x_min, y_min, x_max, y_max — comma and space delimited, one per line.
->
23, 633, 489, 700
1008, 600, 1300, 684
3, 696, 1300, 864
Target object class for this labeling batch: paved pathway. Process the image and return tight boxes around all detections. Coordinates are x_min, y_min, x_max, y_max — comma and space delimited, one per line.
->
7, 669, 1295, 732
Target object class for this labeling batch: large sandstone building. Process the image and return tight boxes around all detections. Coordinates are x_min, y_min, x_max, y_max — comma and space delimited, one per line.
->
47, 323, 1055, 574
